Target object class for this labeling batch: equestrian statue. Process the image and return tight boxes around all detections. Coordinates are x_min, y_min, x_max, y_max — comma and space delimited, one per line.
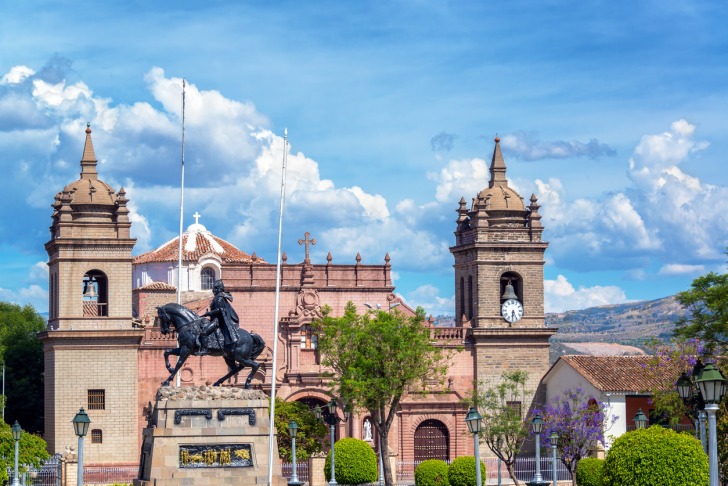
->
156, 279, 265, 388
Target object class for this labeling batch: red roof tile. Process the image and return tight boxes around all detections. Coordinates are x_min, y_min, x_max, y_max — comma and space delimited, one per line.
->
134, 225, 264, 265
560, 355, 686, 393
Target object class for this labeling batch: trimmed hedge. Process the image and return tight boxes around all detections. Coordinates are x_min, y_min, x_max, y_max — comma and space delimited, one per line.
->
601, 426, 708, 486
447, 456, 486, 486
415, 459, 450, 486
324, 437, 378, 485
575, 457, 604, 486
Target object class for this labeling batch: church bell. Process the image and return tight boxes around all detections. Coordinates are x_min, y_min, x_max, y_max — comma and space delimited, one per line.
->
83, 278, 98, 298
501, 282, 517, 300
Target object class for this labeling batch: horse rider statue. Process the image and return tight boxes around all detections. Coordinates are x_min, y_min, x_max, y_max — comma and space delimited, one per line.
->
199, 279, 239, 354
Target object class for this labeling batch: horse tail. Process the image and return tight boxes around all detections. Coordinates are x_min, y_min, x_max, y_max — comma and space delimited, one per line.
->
250, 334, 266, 360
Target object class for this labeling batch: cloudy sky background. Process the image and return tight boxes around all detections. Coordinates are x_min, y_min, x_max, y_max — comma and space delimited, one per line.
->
1, 1, 727, 315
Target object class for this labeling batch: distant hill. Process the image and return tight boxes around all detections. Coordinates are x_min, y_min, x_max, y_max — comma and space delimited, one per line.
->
546, 295, 686, 345
433, 295, 688, 361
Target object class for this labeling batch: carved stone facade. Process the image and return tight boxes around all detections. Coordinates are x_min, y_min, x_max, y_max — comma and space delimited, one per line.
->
41, 128, 552, 470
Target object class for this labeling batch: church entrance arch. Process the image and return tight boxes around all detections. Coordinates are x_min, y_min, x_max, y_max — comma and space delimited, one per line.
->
414, 419, 449, 462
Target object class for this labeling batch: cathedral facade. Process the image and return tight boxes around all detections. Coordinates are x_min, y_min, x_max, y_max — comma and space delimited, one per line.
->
39, 127, 553, 470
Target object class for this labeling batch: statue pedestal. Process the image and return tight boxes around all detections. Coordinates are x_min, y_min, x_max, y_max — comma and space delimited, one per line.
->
134, 386, 285, 486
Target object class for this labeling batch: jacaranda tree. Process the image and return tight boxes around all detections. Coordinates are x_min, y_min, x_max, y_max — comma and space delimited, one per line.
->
536, 388, 615, 486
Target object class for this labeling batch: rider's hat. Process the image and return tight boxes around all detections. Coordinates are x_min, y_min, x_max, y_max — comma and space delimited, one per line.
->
213, 279, 225, 292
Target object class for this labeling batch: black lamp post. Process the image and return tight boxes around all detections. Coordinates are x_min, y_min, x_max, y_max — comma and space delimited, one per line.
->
72, 408, 91, 486
315, 399, 349, 486
11, 421, 21, 486
549, 431, 558, 486
676, 362, 708, 450
633, 408, 648, 429
465, 407, 483, 486
527, 414, 548, 486
287, 420, 303, 486
696, 362, 727, 486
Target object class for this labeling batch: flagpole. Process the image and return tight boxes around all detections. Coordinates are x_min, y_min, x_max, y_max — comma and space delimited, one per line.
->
175, 79, 186, 388
267, 129, 288, 486
177, 79, 186, 305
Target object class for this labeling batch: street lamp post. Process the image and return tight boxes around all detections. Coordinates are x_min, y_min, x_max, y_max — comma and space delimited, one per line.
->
677, 363, 707, 444
549, 432, 558, 486
465, 407, 483, 486
633, 408, 648, 429
378, 433, 385, 486
315, 399, 349, 486
527, 413, 547, 486
11, 421, 21, 486
72, 408, 91, 486
287, 421, 303, 486
696, 362, 727, 486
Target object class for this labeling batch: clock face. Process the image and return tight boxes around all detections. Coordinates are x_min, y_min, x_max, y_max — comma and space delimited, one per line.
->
501, 299, 523, 323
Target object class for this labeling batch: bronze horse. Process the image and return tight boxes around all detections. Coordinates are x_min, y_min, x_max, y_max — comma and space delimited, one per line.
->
156, 303, 265, 388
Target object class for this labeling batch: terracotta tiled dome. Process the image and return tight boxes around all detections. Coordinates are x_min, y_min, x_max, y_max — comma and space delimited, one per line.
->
134, 220, 263, 265
477, 185, 525, 211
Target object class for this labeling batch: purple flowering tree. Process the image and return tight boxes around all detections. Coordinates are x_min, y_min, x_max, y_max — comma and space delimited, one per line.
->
536, 388, 616, 486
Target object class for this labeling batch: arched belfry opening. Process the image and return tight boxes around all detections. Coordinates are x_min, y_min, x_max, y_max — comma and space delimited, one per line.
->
83, 270, 108, 317
500, 271, 523, 303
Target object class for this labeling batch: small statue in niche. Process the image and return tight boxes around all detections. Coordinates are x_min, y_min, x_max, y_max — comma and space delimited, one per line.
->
363, 418, 373, 441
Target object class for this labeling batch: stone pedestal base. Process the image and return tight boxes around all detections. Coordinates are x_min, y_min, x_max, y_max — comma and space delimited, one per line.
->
134, 386, 286, 486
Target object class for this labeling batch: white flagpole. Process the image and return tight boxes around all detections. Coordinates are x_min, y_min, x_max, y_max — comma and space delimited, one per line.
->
177, 79, 186, 305
267, 129, 288, 486
175, 79, 186, 388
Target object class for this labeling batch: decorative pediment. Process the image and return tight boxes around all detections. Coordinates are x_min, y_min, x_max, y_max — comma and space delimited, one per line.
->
289, 289, 322, 319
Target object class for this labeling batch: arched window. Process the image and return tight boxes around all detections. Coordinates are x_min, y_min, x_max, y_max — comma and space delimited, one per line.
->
459, 277, 465, 322
83, 270, 108, 317
201, 267, 216, 290
467, 275, 473, 320
414, 419, 449, 462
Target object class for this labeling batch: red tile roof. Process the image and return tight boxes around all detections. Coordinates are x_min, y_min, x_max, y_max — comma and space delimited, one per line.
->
137, 282, 177, 291
559, 355, 686, 393
134, 225, 264, 265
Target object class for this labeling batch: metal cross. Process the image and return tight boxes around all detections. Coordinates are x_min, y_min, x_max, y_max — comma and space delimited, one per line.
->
193, 211, 201, 224
298, 232, 316, 263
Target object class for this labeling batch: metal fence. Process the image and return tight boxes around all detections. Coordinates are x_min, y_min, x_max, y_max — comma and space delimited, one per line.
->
82, 465, 137, 485
281, 460, 310, 483
7, 454, 61, 486
396, 456, 572, 483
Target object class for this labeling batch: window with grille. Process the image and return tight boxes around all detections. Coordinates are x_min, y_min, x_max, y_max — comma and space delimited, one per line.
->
300, 325, 318, 349
88, 389, 105, 410
201, 267, 216, 290
91, 429, 102, 444
506, 400, 522, 418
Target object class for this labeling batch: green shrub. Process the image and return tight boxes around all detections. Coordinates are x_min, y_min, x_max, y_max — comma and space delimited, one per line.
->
575, 457, 604, 486
415, 459, 450, 486
324, 437, 378, 484
447, 456, 486, 486
601, 426, 708, 486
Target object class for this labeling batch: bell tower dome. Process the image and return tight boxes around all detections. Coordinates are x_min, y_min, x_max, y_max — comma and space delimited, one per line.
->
39, 124, 143, 466
450, 136, 555, 410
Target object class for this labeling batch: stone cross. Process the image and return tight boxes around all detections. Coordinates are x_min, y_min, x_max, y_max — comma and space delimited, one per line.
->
193, 212, 201, 225
298, 232, 316, 263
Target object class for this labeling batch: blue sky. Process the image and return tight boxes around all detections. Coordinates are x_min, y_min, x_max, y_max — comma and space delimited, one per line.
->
1, 0, 727, 315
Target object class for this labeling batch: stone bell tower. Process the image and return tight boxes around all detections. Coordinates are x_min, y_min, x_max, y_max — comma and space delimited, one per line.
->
450, 137, 555, 409
39, 125, 144, 465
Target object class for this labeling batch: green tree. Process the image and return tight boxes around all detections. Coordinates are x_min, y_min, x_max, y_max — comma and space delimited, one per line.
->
313, 302, 450, 486
673, 269, 728, 354
469, 370, 531, 486
0, 420, 50, 483
0, 302, 46, 433
272, 397, 328, 461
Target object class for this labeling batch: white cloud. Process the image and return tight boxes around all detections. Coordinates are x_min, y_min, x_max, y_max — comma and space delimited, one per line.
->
500, 131, 616, 160
405, 284, 455, 316
658, 264, 706, 276
545, 275, 628, 313
1, 65, 35, 85
29, 261, 48, 282
0, 285, 48, 313
429, 157, 489, 203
